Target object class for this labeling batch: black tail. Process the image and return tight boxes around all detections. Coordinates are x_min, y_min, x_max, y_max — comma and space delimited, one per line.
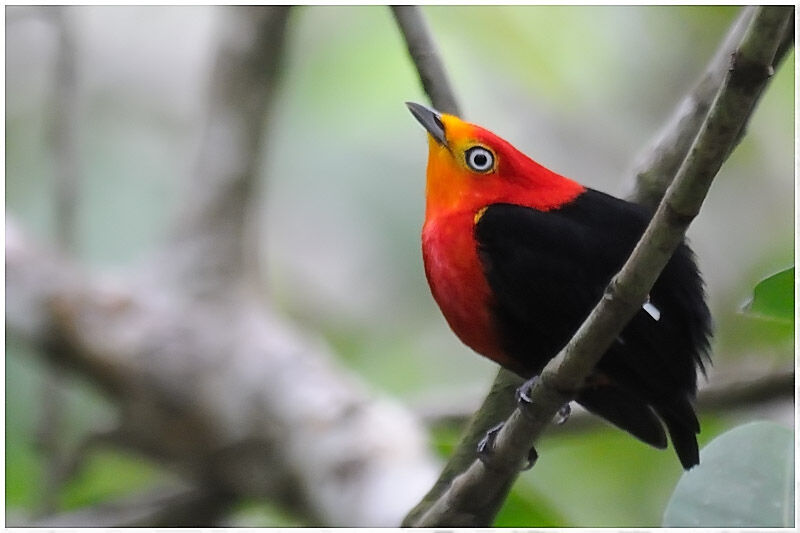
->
579, 386, 700, 470
578, 385, 667, 450
655, 396, 700, 470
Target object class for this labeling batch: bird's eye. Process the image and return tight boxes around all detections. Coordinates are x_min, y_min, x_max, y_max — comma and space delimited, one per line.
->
465, 146, 495, 173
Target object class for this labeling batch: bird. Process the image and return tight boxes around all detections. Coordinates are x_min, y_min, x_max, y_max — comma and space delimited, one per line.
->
406, 101, 712, 470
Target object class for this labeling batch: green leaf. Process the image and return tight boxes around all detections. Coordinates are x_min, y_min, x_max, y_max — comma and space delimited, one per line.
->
663, 421, 794, 527
742, 267, 794, 323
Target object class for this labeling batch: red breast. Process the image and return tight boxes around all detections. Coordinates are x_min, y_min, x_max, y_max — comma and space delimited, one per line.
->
422, 209, 514, 368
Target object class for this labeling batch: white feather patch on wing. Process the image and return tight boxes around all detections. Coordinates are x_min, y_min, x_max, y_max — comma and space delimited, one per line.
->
643, 299, 661, 321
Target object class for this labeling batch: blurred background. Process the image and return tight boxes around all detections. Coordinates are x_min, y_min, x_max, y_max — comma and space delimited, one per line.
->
6, 5, 794, 527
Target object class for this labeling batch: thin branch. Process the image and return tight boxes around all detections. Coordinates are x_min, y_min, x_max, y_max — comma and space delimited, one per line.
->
696, 363, 795, 412
408, 5, 793, 527
391, 6, 461, 116
35, 5, 81, 517
49, 8, 81, 254
417, 364, 795, 432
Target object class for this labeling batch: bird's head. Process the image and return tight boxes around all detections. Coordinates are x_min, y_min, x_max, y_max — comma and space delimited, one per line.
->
406, 102, 584, 219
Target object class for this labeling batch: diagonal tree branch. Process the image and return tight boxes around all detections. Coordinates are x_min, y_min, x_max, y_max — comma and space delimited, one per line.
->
403, 6, 795, 524
412, 11, 796, 521
396, 4, 794, 527
408, 6, 793, 526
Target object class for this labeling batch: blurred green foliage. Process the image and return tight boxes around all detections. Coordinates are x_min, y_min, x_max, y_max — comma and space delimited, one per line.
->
5, 5, 794, 527
743, 267, 794, 326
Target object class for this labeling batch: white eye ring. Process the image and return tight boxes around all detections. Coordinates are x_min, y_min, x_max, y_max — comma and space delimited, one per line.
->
465, 146, 495, 173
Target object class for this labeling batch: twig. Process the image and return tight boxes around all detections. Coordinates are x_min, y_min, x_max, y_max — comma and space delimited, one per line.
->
407, 5, 793, 527
391, 6, 461, 115
417, 364, 795, 431
35, 5, 81, 517
696, 363, 795, 411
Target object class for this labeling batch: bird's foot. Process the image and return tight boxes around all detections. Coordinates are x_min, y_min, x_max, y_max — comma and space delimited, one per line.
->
516, 375, 572, 426
515, 375, 539, 407
554, 403, 571, 425
477, 422, 538, 471
476, 422, 504, 464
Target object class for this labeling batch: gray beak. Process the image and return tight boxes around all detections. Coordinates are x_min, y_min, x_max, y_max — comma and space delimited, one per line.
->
406, 101, 448, 148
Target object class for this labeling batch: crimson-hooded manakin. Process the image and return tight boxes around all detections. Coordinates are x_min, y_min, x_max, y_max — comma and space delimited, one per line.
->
407, 102, 711, 470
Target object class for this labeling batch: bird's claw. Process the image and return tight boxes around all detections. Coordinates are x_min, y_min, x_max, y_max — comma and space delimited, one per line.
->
477, 422, 539, 471
477, 375, 561, 471
477, 422, 505, 464
554, 403, 571, 425
515, 375, 539, 407
516, 375, 572, 426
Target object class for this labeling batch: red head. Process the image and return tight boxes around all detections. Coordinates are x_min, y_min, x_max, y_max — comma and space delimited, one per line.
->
406, 102, 585, 221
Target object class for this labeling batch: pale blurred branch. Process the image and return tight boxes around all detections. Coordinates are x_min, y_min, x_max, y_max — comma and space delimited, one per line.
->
392, 5, 461, 115
160, 6, 291, 297
697, 363, 794, 411
6, 219, 438, 526
35, 5, 82, 517
401, 5, 793, 527
6, 5, 439, 527
49, 8, 81, 254
629, 5, 795, 209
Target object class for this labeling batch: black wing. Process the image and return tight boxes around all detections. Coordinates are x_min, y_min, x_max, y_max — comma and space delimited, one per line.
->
474, 189, 711, 468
